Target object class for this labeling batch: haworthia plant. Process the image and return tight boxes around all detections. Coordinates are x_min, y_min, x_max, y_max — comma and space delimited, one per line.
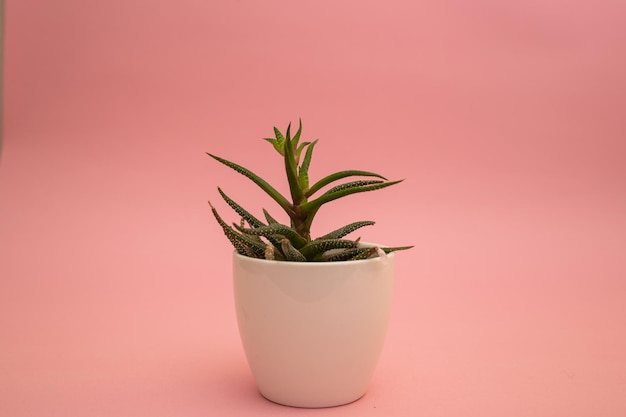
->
208, 120, 413, 261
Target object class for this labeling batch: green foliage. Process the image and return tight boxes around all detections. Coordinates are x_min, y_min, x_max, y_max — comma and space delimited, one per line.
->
207, 121, 413, 261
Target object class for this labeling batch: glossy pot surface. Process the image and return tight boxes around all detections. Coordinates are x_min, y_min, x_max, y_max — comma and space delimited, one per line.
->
233, 249, 395, 408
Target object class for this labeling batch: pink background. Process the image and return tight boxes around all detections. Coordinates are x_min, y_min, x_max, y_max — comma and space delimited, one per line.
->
2, 1, 625, 416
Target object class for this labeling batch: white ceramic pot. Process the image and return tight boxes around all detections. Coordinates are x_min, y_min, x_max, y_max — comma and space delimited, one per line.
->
233, 247, 395, 408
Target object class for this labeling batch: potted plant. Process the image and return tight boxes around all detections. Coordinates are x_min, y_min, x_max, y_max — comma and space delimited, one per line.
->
207, 121, 411, 408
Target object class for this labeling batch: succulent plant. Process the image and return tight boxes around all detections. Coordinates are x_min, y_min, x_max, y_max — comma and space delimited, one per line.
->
207, 121, 412, 262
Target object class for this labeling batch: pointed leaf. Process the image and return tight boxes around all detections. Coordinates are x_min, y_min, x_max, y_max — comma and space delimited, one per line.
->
299, 238, 359, 260
229, 205, 283, 250
217, 187, 266, 228
273, 127, 285, 140
282, 131, 304, 205
322, 247, 372, 262
292, 119, 303, 150
349, 247, 379, 260
298, 139, 318, 190
234, 223, 308, 249
322, 180, 384, 196
263, 138, 283, 155
305, 170, 388, 197
285, 122, 292, 142
301, 180, 404, 214
350, 246, 414, 260
318, 221, 375, 240
380, 246, 414, 254
346, 245, 414, 260
263, 208, 279, 224
280, 239, 307, 262
207, 153, 292, 214
209, 202, 266, 258
295, 141, 311, 165
273, 127, 285, 142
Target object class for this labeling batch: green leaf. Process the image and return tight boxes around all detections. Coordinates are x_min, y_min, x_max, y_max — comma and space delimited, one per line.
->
282, 130, 304, 205
305, 170, 388, 197
235, 216, 282, 252
263, 208, 279, 224
299, 238, 359, 260
322, 247, 372, 262
322, 180, 384, 196
295, 141, 311, 165
318, 221, 375, 240
351, 246, 415, 260
280, 238, 307, 262
301, 180, 404, 215
298, 139, 318, 190
380, 246, 414, 254
299, 206, 319, 238
349, 247, 379, 260
263, 138, 283, 155
274, 127, 285, 141
207, 153, 293, 215
292, 119, 303, 149
319, 244, 414, 262
349, 245, 415, 260
234, 223, 308, 249
217, 187, 266, 228
209, 202, 266, 258
273, 127, 285, 155
285, 122, 292, 142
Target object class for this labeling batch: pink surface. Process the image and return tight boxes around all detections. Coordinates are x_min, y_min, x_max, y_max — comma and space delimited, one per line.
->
1, 1, 625, 416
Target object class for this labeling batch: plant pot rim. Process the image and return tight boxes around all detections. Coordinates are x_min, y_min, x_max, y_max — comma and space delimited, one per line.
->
233, 242, 396, 266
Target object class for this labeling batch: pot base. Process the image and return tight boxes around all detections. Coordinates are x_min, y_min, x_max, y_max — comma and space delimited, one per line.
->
260, 391, 366, 409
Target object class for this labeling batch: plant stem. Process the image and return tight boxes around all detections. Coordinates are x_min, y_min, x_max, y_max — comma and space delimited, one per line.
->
291, 205, 311, 242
